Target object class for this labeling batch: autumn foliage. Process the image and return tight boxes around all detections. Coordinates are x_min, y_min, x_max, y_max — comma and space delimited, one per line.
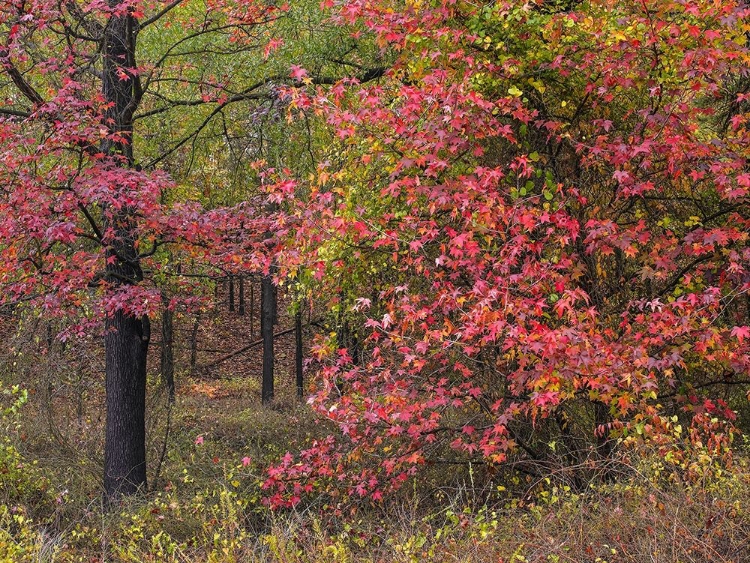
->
0, 0, 748, 515
264, 0, 750, 506
0, 0, 280, 323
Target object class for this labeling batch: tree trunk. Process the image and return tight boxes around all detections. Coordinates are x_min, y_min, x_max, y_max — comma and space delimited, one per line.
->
238, 276, 245, 315
190, 312, 200, 373
105, 311, 149, 498
295, 304, 303, 400
594, 401, 613, 462
228, 275, 235, 312
261, 273, 275, 404
160, 292, 175, 403
350, 330, 359, 366
102, 3, 149, 501
335, 315, 348, 395
249, 278, 255, 338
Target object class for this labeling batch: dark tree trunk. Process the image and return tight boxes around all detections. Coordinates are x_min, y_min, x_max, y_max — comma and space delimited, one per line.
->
594, 401, 613, 462
249, 278, 255, 338
273, 284, 278, 325
554, 409, 583, 491
160, 292, 175, 403
295, 304, 303, 400
238, 276, 245, 315
335, 315, 348, 395
261, 273, 275, 404
190, 312, 200, 373
228, 275, 235, 312
102, 3, 148, 501
350, 330, 359, 366
104, 311, 149, 498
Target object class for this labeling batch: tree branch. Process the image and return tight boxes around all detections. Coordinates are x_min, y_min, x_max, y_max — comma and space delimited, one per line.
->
658, 377, 750, 399
0, 107, 30, 118
139, 0, 186, 29
0, 47, 45, 106
200, 326, 298, 371
64, 0, 105, 39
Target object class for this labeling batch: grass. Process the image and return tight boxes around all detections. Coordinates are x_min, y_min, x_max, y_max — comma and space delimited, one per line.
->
1, 329, 749, 562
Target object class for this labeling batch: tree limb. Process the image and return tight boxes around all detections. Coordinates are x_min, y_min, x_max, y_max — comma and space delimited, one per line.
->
200, 326, 298, 370
139, 0, 186, 29
0, 47, 45, 106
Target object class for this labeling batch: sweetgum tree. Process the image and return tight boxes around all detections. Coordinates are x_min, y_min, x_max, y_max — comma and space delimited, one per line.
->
0, 0, 385, 501
266, 0, 750, 505
0, 0, 299, 500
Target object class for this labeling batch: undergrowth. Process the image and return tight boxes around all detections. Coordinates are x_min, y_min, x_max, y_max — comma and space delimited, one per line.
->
2, 373, 749, 563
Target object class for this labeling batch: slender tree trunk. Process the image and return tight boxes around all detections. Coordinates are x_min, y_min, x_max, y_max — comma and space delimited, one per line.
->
593, 400, 615, 483
249, 278, 255, 338
350, 330, 359, 366
228, 275, 235, 312
102, 3, 149, 501
160, 292, 175, 403
295, 304, 303, 400
238, 275, 245, 315
261, 272, 275, 404
190, 312, 200, 373
554, 409, 583, 491
335, 313, 348, 395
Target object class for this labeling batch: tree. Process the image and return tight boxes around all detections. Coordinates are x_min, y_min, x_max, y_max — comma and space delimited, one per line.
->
0, 0, 287, 500
1, 0, 385, 500
265, 0, 750, 506
98, 0, 152, 500
261, 269, 276, 404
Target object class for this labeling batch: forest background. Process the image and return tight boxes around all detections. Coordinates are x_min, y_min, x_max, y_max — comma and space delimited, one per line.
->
0, 0, 749, 560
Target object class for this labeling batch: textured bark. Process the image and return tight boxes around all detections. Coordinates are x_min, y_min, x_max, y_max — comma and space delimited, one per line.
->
104, 311, 149, 498
102, 2, 149, 501
261, 273, 275, 404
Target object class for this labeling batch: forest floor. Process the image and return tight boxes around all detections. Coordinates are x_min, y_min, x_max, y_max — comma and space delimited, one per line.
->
1, 286, 749, 562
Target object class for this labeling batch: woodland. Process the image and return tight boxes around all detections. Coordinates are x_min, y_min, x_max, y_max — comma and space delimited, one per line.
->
0, 0, 749, 561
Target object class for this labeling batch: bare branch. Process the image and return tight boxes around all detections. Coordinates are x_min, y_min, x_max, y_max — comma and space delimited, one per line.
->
139, 0, 185, 29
